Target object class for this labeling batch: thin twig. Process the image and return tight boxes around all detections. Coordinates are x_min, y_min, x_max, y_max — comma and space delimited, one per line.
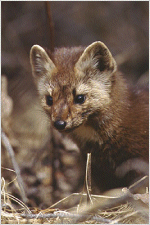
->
1, 192, 31, 214
128, 175, 148, 193
48, 191, 127, 210
45, 1, 55, 53
111, 211, 138, 224
86, 153, 93, 204
1, 129, 28, 204
50, 128, 59, 203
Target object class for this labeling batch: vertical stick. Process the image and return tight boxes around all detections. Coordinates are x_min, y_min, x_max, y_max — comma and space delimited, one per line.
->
45, 1, 55, 53
50, 128, 60, 203
86, 153, 93, 204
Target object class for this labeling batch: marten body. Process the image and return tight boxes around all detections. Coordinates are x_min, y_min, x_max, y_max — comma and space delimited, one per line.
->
30, 41, 149, 191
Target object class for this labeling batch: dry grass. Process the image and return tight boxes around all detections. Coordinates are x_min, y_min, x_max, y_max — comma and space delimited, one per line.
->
1, 188, 148, 224
1, 159, 149, 224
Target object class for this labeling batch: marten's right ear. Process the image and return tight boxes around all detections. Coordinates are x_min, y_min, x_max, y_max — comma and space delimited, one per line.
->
75, 41, 117, 78
30, 45, 56, 78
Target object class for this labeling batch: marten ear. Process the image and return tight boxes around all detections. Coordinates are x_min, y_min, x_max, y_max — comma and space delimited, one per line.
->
75, 41, 117, 75
30, 45, 56, 78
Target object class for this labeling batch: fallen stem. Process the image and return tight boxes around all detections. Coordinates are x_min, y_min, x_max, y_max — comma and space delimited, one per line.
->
1, 129, 28, 204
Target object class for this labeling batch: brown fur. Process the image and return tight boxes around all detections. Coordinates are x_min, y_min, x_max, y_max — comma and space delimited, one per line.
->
30, 41, 149, 191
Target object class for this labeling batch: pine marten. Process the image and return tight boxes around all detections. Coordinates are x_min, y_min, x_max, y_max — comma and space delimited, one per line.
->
30, 41, 149, 191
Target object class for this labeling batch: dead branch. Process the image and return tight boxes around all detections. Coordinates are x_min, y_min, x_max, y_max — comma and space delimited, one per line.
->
20, 210, 113, 224
1, 129, 28, 204
45, 1, 55, 53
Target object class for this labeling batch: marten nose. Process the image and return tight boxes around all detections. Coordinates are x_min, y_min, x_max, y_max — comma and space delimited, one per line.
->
54, 120, 66, 130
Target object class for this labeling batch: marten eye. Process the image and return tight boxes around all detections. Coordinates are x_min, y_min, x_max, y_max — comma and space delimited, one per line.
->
46, 95, 53, 106
74, 95, 85, 104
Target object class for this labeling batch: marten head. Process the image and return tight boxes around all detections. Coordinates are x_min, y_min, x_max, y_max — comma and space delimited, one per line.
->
30, 41, 117, 132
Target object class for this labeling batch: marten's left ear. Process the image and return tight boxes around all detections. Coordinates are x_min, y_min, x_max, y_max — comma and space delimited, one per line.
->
75, 41, 117, 75
30, 45, 56, 79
